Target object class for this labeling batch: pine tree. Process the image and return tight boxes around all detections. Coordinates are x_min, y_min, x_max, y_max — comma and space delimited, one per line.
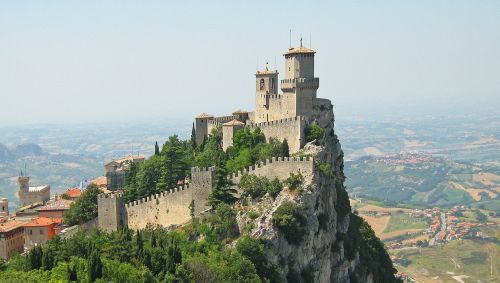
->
154, 141, 160, 156
208, 167, 237, 206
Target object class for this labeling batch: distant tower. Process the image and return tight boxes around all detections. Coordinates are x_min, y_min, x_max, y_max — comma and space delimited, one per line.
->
254, 62, 279, 123
0, 198, 8, 217
194, 113, 214, 146
18, 176, 30, 193
281, 39, 319, 119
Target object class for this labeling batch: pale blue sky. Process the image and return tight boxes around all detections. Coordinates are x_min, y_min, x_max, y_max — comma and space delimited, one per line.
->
1, 1, 499, 125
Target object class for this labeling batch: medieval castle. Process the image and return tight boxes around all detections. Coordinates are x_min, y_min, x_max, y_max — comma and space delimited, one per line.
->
98, 42, 333, 232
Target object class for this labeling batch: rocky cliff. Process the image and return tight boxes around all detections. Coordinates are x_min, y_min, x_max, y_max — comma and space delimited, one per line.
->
235, 104, 399, 282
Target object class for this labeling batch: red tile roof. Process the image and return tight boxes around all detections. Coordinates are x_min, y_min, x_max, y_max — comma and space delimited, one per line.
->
35, 199, 73, 211
65, 188, 82, 198
0, 220, 24, 233
23, 217, 58, 227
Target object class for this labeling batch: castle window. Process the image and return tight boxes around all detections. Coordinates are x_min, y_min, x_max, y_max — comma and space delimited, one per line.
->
271, 78, 275, 90
40, 229, 43, 235
259, 79, 265, 90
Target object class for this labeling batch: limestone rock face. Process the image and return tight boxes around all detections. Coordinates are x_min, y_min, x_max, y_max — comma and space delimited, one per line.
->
236, 107, 375, 282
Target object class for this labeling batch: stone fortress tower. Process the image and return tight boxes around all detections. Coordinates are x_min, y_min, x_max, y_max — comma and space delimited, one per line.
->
194, 40, 328, 154
17, 174, 50, 207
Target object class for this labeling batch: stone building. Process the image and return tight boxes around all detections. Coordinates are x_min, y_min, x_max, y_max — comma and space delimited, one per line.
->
18, 176, 50, 207
23, 217, 58, 249
105, 155, 145, 190
0, 220, 24, 260
35, 199, 73, 219
194, 42, 328, 153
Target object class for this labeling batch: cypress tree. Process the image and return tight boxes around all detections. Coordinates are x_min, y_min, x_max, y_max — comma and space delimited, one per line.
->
281, 139, 290, 157
88, 248, 102, 282
154, 141, 160, 156
28, 245, 43, 270
190, 122, 197, 149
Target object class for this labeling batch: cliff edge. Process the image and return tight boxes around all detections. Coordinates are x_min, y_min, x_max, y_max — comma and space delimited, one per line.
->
235, 103, 400, 282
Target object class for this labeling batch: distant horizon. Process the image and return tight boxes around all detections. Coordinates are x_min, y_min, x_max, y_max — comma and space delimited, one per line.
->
1, 1, 499, 125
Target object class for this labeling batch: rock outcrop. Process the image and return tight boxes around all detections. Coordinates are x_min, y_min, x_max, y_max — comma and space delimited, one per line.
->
235, 105, 398, 282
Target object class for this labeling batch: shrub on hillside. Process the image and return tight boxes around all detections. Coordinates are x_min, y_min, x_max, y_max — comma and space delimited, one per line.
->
272, 202, 307, 245
305, 124, 324, 143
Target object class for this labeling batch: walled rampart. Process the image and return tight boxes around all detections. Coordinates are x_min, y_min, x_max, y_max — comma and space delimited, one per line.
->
98, 167, 214, 231
247, 116, 306, 154
230, 156, 314, 184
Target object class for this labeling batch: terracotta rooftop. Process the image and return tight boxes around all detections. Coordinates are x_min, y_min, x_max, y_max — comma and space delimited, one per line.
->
196, 112, 214, 119
65, 188, 82, 198
35, 199, 73, 211
223, 119, 245, 126
23, 217, 59, 227
284, 46, 315, 55
0, 220, 24, 233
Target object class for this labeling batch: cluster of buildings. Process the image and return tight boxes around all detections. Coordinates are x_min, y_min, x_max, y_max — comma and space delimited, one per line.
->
0, 178, 80, 260
409, 206, 494, 244
368, 152, 432, 166
0, 154, 141, 261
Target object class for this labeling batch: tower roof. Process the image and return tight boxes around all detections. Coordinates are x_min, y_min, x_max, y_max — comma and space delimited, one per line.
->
256, 69, 278, 76
284, 46, 315, 55
196, 112, 214, 119
223, 119, 245, 126
232, 109, 248, 115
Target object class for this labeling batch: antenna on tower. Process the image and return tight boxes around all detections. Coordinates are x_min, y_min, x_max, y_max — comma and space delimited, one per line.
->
300, 34, 303, 47
289, 29, 292, 48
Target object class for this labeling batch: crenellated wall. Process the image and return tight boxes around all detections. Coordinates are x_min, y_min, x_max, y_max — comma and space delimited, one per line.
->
98, 158, 316, 231
230, 156, 314, 184
247, 116, 307, 154
98, 167, 215, 231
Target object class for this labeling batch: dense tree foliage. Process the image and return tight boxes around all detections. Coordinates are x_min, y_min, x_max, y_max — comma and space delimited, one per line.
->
1, 205, 272, 282
64, 184, 101, 226
124, 135, 193, 203
238, 174, 283, 199
123, 126, 289, 205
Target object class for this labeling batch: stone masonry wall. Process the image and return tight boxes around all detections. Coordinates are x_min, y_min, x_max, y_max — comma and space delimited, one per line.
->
230, 156, 314, 184
247, 116, 306, 154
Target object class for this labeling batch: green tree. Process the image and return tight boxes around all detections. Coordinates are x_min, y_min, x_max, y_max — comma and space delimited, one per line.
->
27, 245, 43, 270
64, 183, 101, 226
281, 139, 290, 157
154, 141, 160, 156
191, 122, 197, 150
305, 124, 324, 143
88, 247, 103, 282
272, 202, 307, 245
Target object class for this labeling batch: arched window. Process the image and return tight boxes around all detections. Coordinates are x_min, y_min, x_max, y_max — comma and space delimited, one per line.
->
259, 79, 265, 90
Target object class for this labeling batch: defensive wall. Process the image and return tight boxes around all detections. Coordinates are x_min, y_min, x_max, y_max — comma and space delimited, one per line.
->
230, 156, 314, 184
247, 116, 307, 154
98, 167, 215, 232
98, 157, 316, 231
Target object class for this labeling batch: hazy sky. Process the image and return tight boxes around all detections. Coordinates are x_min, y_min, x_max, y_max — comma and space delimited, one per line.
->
1, 1, 499, 125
